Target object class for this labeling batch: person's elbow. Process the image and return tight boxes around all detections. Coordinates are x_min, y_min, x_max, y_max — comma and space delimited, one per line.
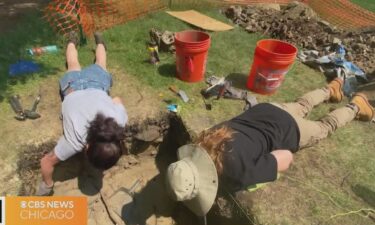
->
271, 150, 293, 172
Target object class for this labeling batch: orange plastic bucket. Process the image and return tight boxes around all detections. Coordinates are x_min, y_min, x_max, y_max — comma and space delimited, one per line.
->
247, 39, 297, 95
175, 30, 211, 82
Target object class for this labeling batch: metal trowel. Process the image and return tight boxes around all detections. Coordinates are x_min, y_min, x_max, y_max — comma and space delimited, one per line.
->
169, 86, 189, 103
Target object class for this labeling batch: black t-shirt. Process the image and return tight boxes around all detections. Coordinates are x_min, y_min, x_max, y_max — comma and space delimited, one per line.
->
219, 103, 300, 192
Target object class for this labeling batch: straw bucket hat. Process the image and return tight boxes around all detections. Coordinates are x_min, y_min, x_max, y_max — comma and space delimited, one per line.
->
165, 144, 218, 216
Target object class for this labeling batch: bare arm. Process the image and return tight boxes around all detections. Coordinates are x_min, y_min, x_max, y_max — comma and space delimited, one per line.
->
112, 96, 123, 105
270, 149, 293, 172
40, 150, 60, 187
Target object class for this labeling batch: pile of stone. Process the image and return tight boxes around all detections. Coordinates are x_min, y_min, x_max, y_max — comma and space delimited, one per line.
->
224, 2, 375, 78
149, 28, 175, 52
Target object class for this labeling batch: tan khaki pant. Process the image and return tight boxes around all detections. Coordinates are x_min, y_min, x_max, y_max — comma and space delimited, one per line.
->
272, 88, 357, 149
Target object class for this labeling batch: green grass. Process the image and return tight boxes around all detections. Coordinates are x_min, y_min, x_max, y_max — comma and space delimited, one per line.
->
0, 12, 65, 102
0, 6, 374, 225
351, 0, 375, 12
103, 9, 328, 117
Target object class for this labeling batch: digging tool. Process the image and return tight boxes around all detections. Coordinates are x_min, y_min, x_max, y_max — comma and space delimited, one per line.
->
201, 96, 212, 110
202, 77, 225, 98
9, 95, 26, 121
24, 94, 41, 119
109, 178, 143, 198
9, 94, 41, 120
169, 86, 189, 103
203, 76, 258, 110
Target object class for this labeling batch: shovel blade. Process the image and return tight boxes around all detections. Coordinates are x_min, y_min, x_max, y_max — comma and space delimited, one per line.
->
178, 90, 189, 103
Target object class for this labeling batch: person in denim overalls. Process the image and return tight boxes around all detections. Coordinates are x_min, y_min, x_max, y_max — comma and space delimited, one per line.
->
37, 32, 128, 195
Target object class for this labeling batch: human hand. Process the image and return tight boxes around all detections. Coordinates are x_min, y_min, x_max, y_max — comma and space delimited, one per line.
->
36, 181, 54, 196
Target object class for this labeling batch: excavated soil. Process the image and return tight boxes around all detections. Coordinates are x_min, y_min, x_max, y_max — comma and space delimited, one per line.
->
224, 2, 375, 79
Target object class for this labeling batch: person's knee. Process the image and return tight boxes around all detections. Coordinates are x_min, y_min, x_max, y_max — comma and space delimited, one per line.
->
95, 62, 107, 71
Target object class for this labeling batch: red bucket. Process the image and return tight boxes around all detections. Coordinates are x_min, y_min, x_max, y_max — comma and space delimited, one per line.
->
175, 30, 211, 82
247, 39, 297, 95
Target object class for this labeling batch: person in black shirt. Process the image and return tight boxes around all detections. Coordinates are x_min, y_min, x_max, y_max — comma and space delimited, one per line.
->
165, 78, 374, 217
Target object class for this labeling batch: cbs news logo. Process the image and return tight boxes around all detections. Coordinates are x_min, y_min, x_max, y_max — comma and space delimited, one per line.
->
1, 197, 5, 225
0, 196, 87, 225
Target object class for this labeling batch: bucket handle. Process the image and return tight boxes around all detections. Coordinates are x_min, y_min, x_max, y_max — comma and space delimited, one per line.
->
186, 56, 194, 73
257, 72, 281, 81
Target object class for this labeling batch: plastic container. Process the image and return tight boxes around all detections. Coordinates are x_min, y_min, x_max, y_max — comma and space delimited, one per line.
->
9, 60, 40, 77
174, 30, 211, 82
247, 39, 297, 95
27, 45, 58, 56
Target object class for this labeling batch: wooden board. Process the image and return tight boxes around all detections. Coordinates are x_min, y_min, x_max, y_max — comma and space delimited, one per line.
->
166, 10, 234, 31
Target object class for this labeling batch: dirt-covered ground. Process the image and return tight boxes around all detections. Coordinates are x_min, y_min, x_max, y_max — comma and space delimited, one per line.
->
1, 1, 374, 225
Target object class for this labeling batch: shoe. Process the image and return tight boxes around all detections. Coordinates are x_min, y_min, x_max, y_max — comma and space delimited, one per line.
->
94, 32, 106, 49
66, 31, 79, 46
350, 93, 374, 121
328, 78, 344, 103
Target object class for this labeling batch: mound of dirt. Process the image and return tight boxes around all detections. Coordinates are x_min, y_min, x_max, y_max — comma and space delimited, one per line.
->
224, 2, 375, 79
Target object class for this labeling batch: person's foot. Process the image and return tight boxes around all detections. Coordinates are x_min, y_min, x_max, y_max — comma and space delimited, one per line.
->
328, 78, 344, 103
67, 31, 79, 46
350, 93, 374, 121
94, 32, 106, 49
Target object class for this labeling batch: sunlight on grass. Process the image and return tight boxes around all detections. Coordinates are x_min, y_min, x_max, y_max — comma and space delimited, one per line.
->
351, 0, 375, 12
0, 6, 374, 225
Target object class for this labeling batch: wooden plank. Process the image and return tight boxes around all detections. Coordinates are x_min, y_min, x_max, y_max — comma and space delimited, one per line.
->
166, 10, 233, 31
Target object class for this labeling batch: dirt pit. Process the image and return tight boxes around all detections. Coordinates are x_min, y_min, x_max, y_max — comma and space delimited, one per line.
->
17, 113, 251, 225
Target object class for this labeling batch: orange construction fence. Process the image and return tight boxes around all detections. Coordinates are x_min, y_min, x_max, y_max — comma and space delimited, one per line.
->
44, 0, 165, 38
307, 0, 375, 29
222, 0, 375, 29
44, 0, 374, 38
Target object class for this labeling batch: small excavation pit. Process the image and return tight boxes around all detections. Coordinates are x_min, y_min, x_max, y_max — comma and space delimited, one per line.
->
17, 113, 253, 225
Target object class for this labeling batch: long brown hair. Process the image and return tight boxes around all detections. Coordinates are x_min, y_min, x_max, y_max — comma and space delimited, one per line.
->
196, 126, 234, 175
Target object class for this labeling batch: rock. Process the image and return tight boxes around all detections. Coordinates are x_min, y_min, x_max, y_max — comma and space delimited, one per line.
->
127, 155, 139, 165
358, 35, 364, 43
225, 5, 242, 19
370, 37, 375, 48
346, 52, 354, 61
154, 136, 163, 143
342, 38, 352, 46
245, 25, 257, 33
353, 43, 367, 51
332, 37, 342, 44
284, 2, 317, 20
323, 26, 334, 34
318, 20, 330, 27
134, 125, 161, 142
244, 6, 257, 16
223, 4, 375, 78
253, 3, 280, 11
150, 149, 157, 156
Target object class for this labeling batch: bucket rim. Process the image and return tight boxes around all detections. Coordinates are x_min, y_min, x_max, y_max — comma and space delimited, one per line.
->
175, 30, 211, 44
256, 39, 298, 56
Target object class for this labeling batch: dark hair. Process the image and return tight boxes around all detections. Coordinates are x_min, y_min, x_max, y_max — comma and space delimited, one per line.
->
86, 113, 124, 170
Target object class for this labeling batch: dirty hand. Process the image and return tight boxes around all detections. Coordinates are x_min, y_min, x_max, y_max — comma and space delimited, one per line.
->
36, 181, 54, 196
